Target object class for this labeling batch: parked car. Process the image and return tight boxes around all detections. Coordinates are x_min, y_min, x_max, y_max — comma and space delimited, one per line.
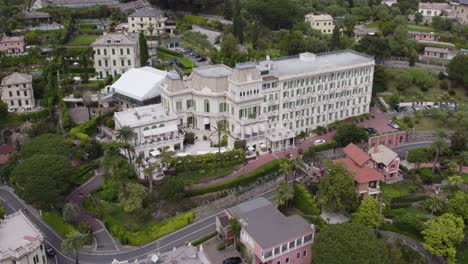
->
412, 105, 421, 111
197, 56, 207, 62
181, 48, 192, 53
45, 245, 56, 257
388, 122, 400, 129
366, 127, 377, 134
400, 106, 407, 111
314, 139, 326, 145
223, 257, 242, 264
394, 105, 402, 112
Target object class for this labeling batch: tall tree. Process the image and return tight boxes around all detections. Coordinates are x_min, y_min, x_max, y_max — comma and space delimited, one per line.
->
318, 162, 359, 213
455, 151, 468, 172
352, 196, 380, 228
422, 213, 465, 264
0, 100, 8, 116
312, 223, 387, 264
251, 20, 259, 49
279, 159, 292, 181
63, 202, 80, 224
138, 32, 149, 66
116, 126, 136, 166
333, 123, 368, 147
272, 180, 294, 210
157, 176, 185, 202
450, 127, 467, 153
447, 55, 468, 87
61, 231, 87, 264
143, 163, 156, 196
447, 191, 468, 223
229, 217, 241, 248
147, 22, 155, 56
407, 148, 429, 169
232, 0, 244, 44
118, 182, 147, 214
331, 26, 341, 50
431, 130, 448, 174
0, 200, 5, 220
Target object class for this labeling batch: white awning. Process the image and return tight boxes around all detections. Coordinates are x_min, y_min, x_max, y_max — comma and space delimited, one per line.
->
203, 118, 210, 125
150, 150, 161, 156
259, 124, 266, 132
245, 127, 252, 135
142, 124, 178, 137
252, 126, 259, 133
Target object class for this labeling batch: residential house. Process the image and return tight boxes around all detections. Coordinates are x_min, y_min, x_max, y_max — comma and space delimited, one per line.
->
305, 14, 335, 34
353, 25, 379, 42
422, 46, 456, 60
452, 0, 468, 25
217, 197, 315, 264
368, 144, 402, 183
161, 51, 375, 152
334, 143, 384, 198
0, 36, 25, 55
128, 9, 176, 36
0, 72, 35, 113
418, 2, 452, 22
91, 32, 140, 79
113, 104, 184, 179
0, 211, 47, 264
408, 31, 437, 41
110, 67, 167, 109
0, 145, 16, 165
22, 11, 50, 24
368, 131, 408, 149
382, 0, 397, 6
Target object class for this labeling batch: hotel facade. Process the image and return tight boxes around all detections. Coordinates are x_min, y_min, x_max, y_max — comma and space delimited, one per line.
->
160, 51, 375, 152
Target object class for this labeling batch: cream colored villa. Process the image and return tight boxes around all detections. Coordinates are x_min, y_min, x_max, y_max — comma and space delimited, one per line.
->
160, 51, 375, 151
0, 72, 35, 113
128, 9, 176, 36
305, 14, 335, 34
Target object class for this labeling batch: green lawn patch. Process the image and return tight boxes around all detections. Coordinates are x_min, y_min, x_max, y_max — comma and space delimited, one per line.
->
156, 51, 196, 70
70, 163, 95, 185
407, 25, 436, 33
43, 211, 77, 237
414, 116, 441, 131
66, 35, 98, 46
84, 199, 193, 246
293, 184, 320, 215
176, 164, 240, 185
381, 182, 417, 200
460, 173, 468, 183
365, 21, 379, 28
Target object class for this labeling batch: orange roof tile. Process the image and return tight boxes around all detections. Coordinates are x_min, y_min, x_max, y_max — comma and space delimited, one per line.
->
343, 143, 371, 166
334, 158, 384, 183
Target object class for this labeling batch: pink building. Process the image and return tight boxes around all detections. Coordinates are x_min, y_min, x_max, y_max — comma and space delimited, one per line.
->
422, 46, 451, 59
368, 144, 402, 183
216, 197, 315, 264
368, 131, 408, 149
0, 36, 26, 55
334, 144, 384, 198
409, 31, 437, 41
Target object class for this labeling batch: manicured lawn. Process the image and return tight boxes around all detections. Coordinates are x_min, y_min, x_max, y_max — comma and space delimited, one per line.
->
43, 211, 77, 237
381, 182, 416, 200
365, 21, 379, 28
66, 34, 99, 46
84, 199, 194, 246
407, 24, 436, 33
460, 173, 468, 183
176, 164, 240, 185
70, 163, 95, 185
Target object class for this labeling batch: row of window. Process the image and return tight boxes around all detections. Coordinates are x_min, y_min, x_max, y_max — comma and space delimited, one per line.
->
262, 82, 278, 90
98, 59, 132, 67
96, 47, 132, 56
239, 89, 260, 97
262, 234, 313, 259
275, 250, 308, 264
4, 90, 28, 97
283, 67, 372, 89
5, 84, 27, 88
8, 99, 30, 107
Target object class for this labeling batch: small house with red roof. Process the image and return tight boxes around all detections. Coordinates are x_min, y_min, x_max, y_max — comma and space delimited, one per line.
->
368, 144, 401, 183
334, 143, 384, 198
0, 145, 16, 164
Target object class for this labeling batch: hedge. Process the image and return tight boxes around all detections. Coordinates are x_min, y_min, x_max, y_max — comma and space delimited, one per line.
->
191, 231, 217, 246
69, 110, 113, 138
70, 163, 94, 185
156, 46, 182, 57
0, 109, 49, 125
307, 139, 337, 153
293, 184, 320, 215
170, 149, 244, 172
43, 211, 77, 237
188, 158, 286, 196
183, 15, 208, 26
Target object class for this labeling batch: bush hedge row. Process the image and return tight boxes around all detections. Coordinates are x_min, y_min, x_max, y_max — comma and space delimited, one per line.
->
188, 158, 286, 197
156, 46, 182, 57
191, 231, 217, 246
293, 184, 320, 215
307, 139, 337, 153
170, 149, 244, 172
0, 109, 49, 125
69, 110, 113, 139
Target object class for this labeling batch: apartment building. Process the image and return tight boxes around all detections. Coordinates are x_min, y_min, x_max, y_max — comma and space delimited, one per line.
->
0, 36, 25, 55
91, 32, 140, 79
113, 104, 184, 180
305, 14, 335, 34
0, 72, 35, 113
161, 50, 374, 151
217, 197, 315, 264
452, 0, 468, 25
128, 9, 176, 36
0, 211, 47, 264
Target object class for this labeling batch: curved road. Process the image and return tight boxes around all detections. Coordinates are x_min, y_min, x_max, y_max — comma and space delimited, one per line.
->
0, 185, 275, 264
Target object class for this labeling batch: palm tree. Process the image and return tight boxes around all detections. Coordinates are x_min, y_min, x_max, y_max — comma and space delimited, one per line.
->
82, 93, 93, 120
143, 163, 156, 196
421, 195, 443, 216
431, 130, 448, 174
229, 217, 241, 249
63, 202, 80, 224
61, 231, 87, 264
291, 156, 304, 182
159, 146, 175, 174
116, 126, 136, 166
272, 180, 294, 211
279, 159, 292, 182
455, 151, 468, 172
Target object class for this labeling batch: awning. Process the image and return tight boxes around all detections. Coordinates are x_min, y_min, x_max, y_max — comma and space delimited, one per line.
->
252, 126, 259, 133
245, 127, 252, 135
203, 118, 210, 125
247, 146, 255, 151
259, 124, 266, 132
150, 150, 161, 156
142, 124, 178, 137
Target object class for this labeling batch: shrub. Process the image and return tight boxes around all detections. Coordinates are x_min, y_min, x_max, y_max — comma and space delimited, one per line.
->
156, 46, 182, 57
43, 211, 77, 237
217, 243, 226, 251
184, 132, 195, 144
418, 168, 434, 184
440, 80, 449, 90
306, 140, 337, 153
202, 135, 208, 141
188, 158, 286, 196
220, 134, 228, 147
448, 89, 456, 96
234, 140, 246, 150
192, 231, 217, 246
293, 184, 320, 215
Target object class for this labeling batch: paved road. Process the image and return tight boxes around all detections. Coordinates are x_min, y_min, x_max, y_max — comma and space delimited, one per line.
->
0, 185, 275, 264
394, 141, 437, 157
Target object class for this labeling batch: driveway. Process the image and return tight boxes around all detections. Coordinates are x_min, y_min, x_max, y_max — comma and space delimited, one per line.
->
190, 25, 221, 47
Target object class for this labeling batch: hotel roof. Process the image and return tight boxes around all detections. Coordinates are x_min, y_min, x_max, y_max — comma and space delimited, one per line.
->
128, 9, 164, 18
111, 67, 167, 102
192, 65, 232, 78
259, 51, 374, 78
114, 104, 177, 128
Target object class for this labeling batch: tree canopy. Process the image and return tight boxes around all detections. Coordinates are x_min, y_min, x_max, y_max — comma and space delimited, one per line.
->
447, 191, 468, 223
119, 182, 148, 213
11, 154, 72, 209
318, 162, 359, 213
447, 55, 468, 88
19, 134, 71, 159
352, 196, 380, 227
422, 213, 465, 264
312, 223, 387, 264
139, 32, 149, 66
333, 123, 368, 147
157, 176, 185, 202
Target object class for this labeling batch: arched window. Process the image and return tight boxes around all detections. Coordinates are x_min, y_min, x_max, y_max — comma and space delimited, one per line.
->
151, 125, 157, 129
159, 124, 165, 127
204, 99, 210, 113
144, 127, 150, 130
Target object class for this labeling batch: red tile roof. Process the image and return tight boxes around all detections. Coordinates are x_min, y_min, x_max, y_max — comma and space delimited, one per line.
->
334, 158, 384, 183
0, 145, 15, 155
343, 143, 371, 166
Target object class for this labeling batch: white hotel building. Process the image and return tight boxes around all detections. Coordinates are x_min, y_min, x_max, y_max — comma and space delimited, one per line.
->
160, 51, 375, 152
